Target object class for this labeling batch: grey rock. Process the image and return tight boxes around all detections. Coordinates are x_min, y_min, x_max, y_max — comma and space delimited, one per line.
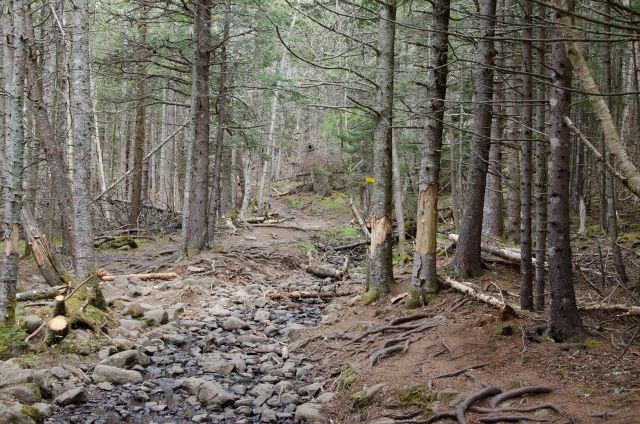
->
99, 350, 150, 369
55, 387, 89, 406
180, 378, 236, 407
4, 385, 39, 404
436, 388, 459, 402
22, 315, 42, 333
197, 353, 236, 375
208, 306, 232, 316
222, 316, 248, 331
0, 361, 33, 389
352, 383, 386, 409
261, 408, 277, 422
0, 400, 36, 424
143, 309, 169, 325
316, 392, 336, 404
98, 346, 118, 360
254, 310, 270, 322
122, 302, 145, 318
32, 402, 53, 419
50, 366, 71, 380
96, 382, 114, 391
93, 365, 143, 385
295, 403, 325, 423
250, 383, 274, 399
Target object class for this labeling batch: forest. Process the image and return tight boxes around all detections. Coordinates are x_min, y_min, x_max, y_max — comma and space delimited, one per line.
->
1, 0, 640, 422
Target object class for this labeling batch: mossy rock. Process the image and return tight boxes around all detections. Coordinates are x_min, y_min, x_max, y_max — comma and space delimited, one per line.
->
362, 289, 384, 305
0, 325, 28, 360
109, 236, 138, 250
21, 404, 43, 423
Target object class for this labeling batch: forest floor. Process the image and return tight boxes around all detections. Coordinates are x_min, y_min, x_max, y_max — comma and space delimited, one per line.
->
4, 191, 640, 424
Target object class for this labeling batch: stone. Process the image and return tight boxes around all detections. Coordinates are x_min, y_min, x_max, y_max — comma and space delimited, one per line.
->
250, 383, 274, 399
208, 306, 232, 316
93, 365, 143, 385
122, 302, 145, 318
96, 382, 114, 391
55, 387, 89, 406
192, 414, 208, 423
0, 361, 33, 389
118, 319, 147, 331
22, 315, 42, 333
352, 383, 386, 409
98, 346, 118, 360
222, 316, 248, 331
254, 310, 270, 322
32, 402, 53, 419
197, 353, 236, 375
261, 408, 277, 422
99, 350, 150, 369
180, 378, 236, 407
0, 400, 35, 424
143, 309, 169, 325
316, 392, 336, 404
50, 366, 71, 380
5, 385, 39, 404
436, 388, 459, 402
112, 338, 135, 351
295, 403, 325, 423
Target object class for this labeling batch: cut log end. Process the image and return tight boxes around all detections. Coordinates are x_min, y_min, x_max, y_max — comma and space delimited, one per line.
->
46, 316, 69, 345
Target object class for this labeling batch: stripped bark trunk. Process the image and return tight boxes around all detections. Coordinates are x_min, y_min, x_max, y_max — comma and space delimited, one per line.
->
410, 0, 450, 303
453, 0, 497, 277
367, 0, 396, 299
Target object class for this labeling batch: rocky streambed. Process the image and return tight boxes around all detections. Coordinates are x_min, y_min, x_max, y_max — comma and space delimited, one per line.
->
2, 268, 347, 424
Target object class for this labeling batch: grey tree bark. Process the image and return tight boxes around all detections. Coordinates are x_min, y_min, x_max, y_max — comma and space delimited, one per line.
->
0, 0, 26, 324
546, 0, 584, 341
453, 0, 497, 277
409, 0, 450, 305
182, 0, 212, 255
366, 0, 396, 301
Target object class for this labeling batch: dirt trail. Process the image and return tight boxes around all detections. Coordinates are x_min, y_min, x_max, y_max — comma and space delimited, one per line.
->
5, 196, 639, 424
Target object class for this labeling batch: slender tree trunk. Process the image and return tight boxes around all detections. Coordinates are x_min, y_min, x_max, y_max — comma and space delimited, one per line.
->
0, 0, 26, 324
534, 11, 548, 311
453, 0, 497, 277
182, 0, 212, 255
160, 81, 176, 209
519, 0, 534, 310
391, 133, 406, 258
207, 6, 230, 245
410, 0, 450, 305
366, 0, 396, 300
546, 0, 584, 341
240, 150, 252, 218
129, 8, 148, 228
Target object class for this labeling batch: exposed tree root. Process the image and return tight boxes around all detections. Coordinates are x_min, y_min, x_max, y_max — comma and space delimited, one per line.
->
471, 403, 561, 414
390, 313, 435, 326
489, 386, 553, 408
455, 386, 503, 424
432, 363, 488, 379
478, 416, 548, 423
369, 340, 409, 368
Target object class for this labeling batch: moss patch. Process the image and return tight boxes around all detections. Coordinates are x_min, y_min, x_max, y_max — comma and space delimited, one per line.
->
398, 385, 433, 417
0, 325, 27, 360
22, 404, 43, 423
361, 289, 381, 305
405, 290, 424, 309
337, 364, 358, 390
583, 337, 602, 349
296, 241, 316, 253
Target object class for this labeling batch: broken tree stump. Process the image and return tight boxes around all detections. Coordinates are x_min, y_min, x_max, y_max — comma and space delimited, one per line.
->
52, 295, 66, 316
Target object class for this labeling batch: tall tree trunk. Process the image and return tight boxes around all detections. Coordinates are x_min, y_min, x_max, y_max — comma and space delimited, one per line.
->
391, 133, 406, 258
410, 0, 450, 305
534, 10, 548, 311
129, 7, 148, 228
182, 0, 212, 255
453, 0, 497, 277
0, 0, 26, 324
546, 0, 584, 341
160, 81, 176, 209
366, 0, 396, 301
207, 5, 231, 245
519, 0, 534, 310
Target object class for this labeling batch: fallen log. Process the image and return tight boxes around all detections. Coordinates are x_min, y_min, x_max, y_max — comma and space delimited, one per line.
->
443, 277, 519, 314
266, 290, 356, 300
332, 240, 368, 251
305, 257, 349, 280
349, 195, 371, 239
580, 302, 640, 316
16, 285, 67, 302
448, 234, 521, 263
99, 272, 178, 282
